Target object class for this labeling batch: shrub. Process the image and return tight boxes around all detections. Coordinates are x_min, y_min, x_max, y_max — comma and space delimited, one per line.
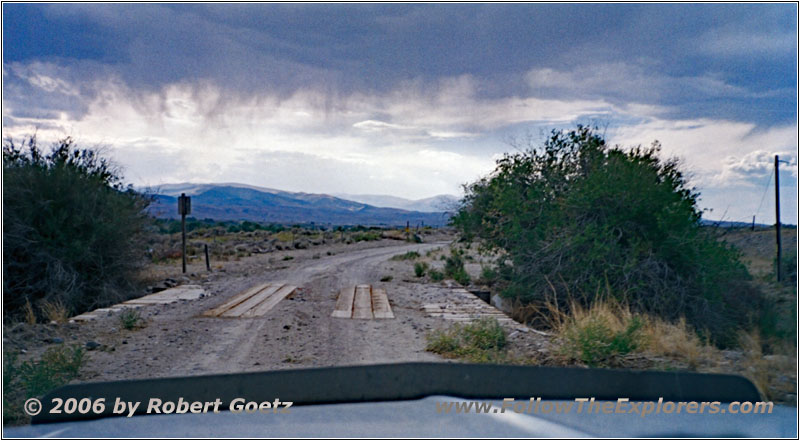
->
414, 261, 429, 277
452, 126, 760, 346
119, 308, 144, 330
4, 345, 85, 425
426, 318, 507, 363
391, 251, 421, 261
445, 248, 471, 286
275, 231, 294, 242
353, 231, 381, 242
553, 299, 717, 370
425, 248, 440, 257
558, 302, 644, 367
429, 269, 445, 282
3, 136, 153, 322
408, 233, 423, 243
479, 265, 499, 285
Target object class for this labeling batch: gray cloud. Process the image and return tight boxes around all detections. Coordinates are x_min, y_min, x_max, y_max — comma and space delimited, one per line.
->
2, 3, 797, 222
724, 150, 798, 182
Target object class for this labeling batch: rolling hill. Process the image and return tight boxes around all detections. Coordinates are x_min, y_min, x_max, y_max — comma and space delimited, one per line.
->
332, 193, 460, 212
145, 183, 451, 227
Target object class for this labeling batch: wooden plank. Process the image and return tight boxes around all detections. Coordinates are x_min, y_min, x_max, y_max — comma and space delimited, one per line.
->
424, 307, 505, 314
428, 311, 511, 318
220, 284, 283, 318
70, 313, 99, 322
202, 283, 270, 317
138, 286, 204, 301
70, 305, 140, 322
428, 313, 486, 319
352, 285, 373, 319
70, 287, 204, 323
427, 309, 506, 315
331, 287, 356, 318
243, 284, 297, 317
371, 288, 394, 319
123, 298, 180, 305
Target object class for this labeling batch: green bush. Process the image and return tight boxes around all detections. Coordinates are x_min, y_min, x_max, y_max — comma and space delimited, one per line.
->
445, 249, 471, 286
479, 265, 499, 285
562, 313, 644, 368
426, 318, 507, 363
408, 233, 423, 243
452, 126, 760, 346
353, 231, 381, 242
4, 345, 85, 424
391, 251, 420, 261
429, 269, 445, 282
414, 261, 429, 277
119, 308, 144, 330
3, 136, 153, 322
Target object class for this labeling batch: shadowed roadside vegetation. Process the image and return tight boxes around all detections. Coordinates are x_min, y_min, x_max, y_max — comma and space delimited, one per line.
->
3, 136, 153, 322
452, 126, 770, 347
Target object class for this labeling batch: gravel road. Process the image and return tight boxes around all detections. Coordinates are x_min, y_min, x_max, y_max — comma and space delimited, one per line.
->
70, 240, 466, 382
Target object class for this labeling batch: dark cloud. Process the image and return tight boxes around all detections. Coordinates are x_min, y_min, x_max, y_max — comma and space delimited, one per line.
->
4, 4, 795, 113
2, 3, 796, 223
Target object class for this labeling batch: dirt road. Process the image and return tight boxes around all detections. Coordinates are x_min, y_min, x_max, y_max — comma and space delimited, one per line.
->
54, 239, 518, 383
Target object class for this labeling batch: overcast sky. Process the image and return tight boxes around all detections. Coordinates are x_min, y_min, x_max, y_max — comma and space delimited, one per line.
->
3, 3, 797, 223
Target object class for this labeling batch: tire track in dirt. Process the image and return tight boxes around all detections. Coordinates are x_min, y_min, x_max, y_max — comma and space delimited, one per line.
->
186, 242, 446, 374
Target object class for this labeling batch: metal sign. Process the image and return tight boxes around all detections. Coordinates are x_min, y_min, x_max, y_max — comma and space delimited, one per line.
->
178, 193, 191, 216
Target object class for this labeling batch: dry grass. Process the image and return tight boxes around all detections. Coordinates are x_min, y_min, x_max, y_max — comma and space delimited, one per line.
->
39, 299, 71, 324
274, 231, 294, 242
550, 300, 645, 367
736, 331, 797, 401
545, 299, 720, 369
540, 298, 796, 403
23, 300, 36, 325
718, 227, 797, 278
640, 317, 716, 370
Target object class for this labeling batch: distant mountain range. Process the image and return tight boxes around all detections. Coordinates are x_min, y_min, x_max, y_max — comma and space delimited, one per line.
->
144, 183, 794, 229
332, 193, 460, 212
144, 183, 453, 227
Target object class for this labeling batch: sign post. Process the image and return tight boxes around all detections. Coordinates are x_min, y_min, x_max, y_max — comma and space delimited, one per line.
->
178, 193, 191, 274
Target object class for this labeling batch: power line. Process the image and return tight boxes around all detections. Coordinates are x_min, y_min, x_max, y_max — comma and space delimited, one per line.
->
753, 167, 775, 223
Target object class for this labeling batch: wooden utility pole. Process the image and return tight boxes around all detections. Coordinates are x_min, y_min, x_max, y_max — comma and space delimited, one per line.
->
178, 193, 191, 274
774, 155, 782, 282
